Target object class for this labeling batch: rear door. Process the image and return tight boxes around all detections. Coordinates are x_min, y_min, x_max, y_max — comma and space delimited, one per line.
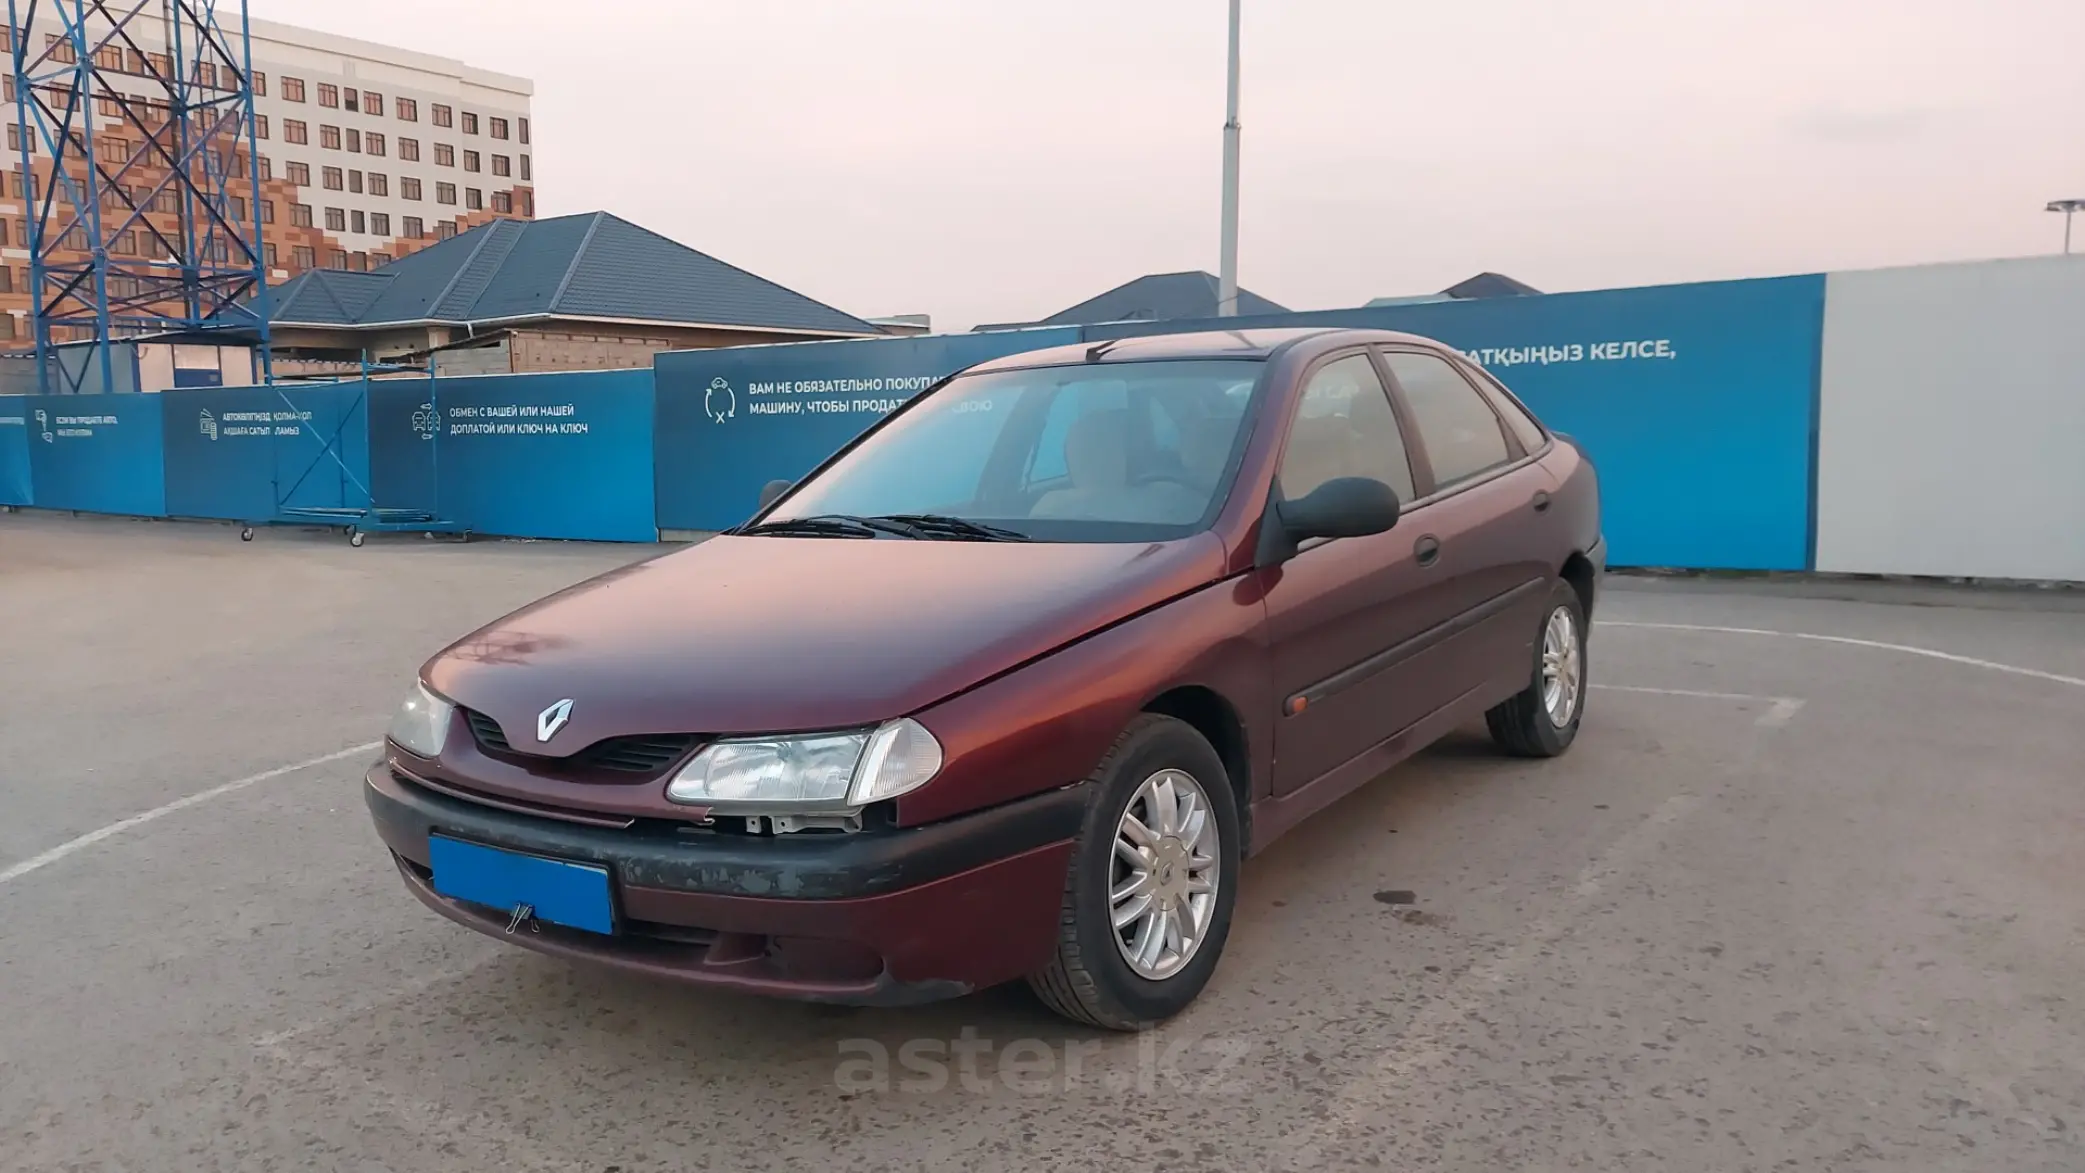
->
1260, 350, 1436, 794
1377, 347, 1557, 702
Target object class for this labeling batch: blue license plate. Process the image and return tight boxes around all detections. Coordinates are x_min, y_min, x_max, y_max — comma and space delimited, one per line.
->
429, 836, 616, 935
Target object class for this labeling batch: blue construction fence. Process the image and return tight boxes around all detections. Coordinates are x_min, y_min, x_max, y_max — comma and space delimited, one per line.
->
0, 272, 1827, 570
0, 370, 658, 541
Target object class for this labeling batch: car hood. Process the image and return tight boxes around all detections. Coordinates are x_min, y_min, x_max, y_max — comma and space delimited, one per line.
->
425, 533, 1229, 751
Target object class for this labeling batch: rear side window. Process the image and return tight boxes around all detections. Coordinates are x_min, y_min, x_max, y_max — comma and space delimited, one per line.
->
1277, 353, 1415, 502
1466, 365, 1548, 453
1381, 351, 1511, 488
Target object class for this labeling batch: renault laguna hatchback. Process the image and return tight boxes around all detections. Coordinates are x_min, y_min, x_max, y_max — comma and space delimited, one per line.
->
366, 327, 1603, 1029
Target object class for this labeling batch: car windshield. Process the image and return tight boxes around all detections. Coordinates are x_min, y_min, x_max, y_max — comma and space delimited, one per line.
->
761, 359, 1265, 543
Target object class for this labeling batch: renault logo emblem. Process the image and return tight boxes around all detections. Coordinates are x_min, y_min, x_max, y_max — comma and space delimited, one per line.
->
536, 698, 574, 742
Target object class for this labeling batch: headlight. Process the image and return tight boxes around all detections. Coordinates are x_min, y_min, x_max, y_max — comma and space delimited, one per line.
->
387, 680, 455, 758
665, 718, 943, 810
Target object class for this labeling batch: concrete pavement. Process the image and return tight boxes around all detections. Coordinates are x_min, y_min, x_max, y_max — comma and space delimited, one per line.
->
3, 513, 2080, 1171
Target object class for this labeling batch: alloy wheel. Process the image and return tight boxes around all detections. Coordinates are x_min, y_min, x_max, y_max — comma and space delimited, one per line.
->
1108, 768, 1222, 980
1541, 605, 1582, 728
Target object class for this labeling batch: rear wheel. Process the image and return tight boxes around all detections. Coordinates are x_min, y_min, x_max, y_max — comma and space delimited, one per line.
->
1485, 579, 1586, 758
1027, 714, 1240, 1031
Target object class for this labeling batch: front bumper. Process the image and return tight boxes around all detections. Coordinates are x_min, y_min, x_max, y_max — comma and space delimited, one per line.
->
366, 764, 1086, 1004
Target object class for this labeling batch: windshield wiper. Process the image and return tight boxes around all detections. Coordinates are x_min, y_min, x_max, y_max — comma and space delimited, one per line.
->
874, 514, 1033, 542
738, 515, 893, 539
739, 513, 1028, 542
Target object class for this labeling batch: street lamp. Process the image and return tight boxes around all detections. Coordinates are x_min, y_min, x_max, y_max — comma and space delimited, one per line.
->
2049, 199, 2085, 255
1217, 0, 1242, 316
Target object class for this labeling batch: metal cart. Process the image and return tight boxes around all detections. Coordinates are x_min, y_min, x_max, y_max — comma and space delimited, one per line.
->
243, 356, 467, 546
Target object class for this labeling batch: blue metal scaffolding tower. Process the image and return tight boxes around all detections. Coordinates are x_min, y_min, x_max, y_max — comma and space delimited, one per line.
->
6, 0, 270, 393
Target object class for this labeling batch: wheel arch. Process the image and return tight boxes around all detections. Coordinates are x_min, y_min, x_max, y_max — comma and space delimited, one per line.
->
1560, 550, 1597, 620
1141, 684, 1254, 854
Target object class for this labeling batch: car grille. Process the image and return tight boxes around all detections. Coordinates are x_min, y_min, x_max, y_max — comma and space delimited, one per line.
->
461, 707, 700, 776
463, 707, 513, 752
577, 735, 701, 774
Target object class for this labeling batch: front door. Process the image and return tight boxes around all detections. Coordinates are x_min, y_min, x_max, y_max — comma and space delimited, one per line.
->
1261, 351, 1439, 795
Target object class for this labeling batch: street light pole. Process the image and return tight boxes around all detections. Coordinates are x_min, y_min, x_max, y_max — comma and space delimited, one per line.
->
2049, 199, 2085, 255
1217, 0, 1242, 317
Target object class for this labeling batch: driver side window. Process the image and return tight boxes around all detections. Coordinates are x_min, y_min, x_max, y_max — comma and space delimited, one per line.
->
1277, 354, 1415, 503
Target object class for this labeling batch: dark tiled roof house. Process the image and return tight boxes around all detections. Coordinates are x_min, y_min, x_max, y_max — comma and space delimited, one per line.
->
266, 211, 882, 374
976, 270, 1289, 331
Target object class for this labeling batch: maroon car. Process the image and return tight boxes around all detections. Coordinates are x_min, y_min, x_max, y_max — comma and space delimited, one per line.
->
367, 327, 1602, 1029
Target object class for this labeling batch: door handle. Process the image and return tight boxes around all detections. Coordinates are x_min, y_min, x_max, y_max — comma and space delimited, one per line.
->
1532, 491, 1552, 513
1414, 535, 1441, 567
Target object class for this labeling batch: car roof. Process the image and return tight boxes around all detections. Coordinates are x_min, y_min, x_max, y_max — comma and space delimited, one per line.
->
962, 327, 1448, 374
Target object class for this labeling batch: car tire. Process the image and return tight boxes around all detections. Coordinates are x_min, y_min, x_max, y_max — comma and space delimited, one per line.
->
1027, 714, 1241, 1031
1485, 579, 1588, 758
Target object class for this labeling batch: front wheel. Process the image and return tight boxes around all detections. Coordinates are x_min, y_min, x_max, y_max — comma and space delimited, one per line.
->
1485, 580, 1587, 758
1027, 714, 1241, 1031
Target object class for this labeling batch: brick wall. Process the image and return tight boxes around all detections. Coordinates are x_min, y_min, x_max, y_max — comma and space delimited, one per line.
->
507, 324, 828, 373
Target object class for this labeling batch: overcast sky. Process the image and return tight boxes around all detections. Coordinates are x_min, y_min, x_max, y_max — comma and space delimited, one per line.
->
264, 0, 2085, 330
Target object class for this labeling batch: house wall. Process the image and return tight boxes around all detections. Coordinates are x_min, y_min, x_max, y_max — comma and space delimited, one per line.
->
269, 324, 444, 358
136, 344, 176, 393
507, 326, 840, 373
432, 340, 512, 377
216, 346, 256, 387
272, 322, 854, 371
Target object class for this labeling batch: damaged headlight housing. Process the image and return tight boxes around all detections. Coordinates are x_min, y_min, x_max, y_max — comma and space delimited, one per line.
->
665, 718, 943, 811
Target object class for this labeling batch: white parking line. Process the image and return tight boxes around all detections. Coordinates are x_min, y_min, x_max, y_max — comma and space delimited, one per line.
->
251, 953, 502, 1050
1592, 683, 1808, 727
1285, 654, 1846, 1162
1601, 620, 2085, 690
250, 1038, 518, 1166
0, 741, 381, 889
1281, 794, 1704, 1170
1277, 619, 2069, 1163
1758, 697, 1806, 727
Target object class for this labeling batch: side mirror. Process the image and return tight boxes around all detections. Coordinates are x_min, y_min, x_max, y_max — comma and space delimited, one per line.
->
757, 479, 793, 510
1257, 476, 1400, 566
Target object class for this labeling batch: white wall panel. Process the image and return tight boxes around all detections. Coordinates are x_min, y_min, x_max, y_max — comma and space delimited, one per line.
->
1817, 256, 2085, 581
136, 343, 175, 393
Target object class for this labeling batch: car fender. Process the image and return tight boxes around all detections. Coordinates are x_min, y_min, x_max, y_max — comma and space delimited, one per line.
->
896, 574, 1274, 828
